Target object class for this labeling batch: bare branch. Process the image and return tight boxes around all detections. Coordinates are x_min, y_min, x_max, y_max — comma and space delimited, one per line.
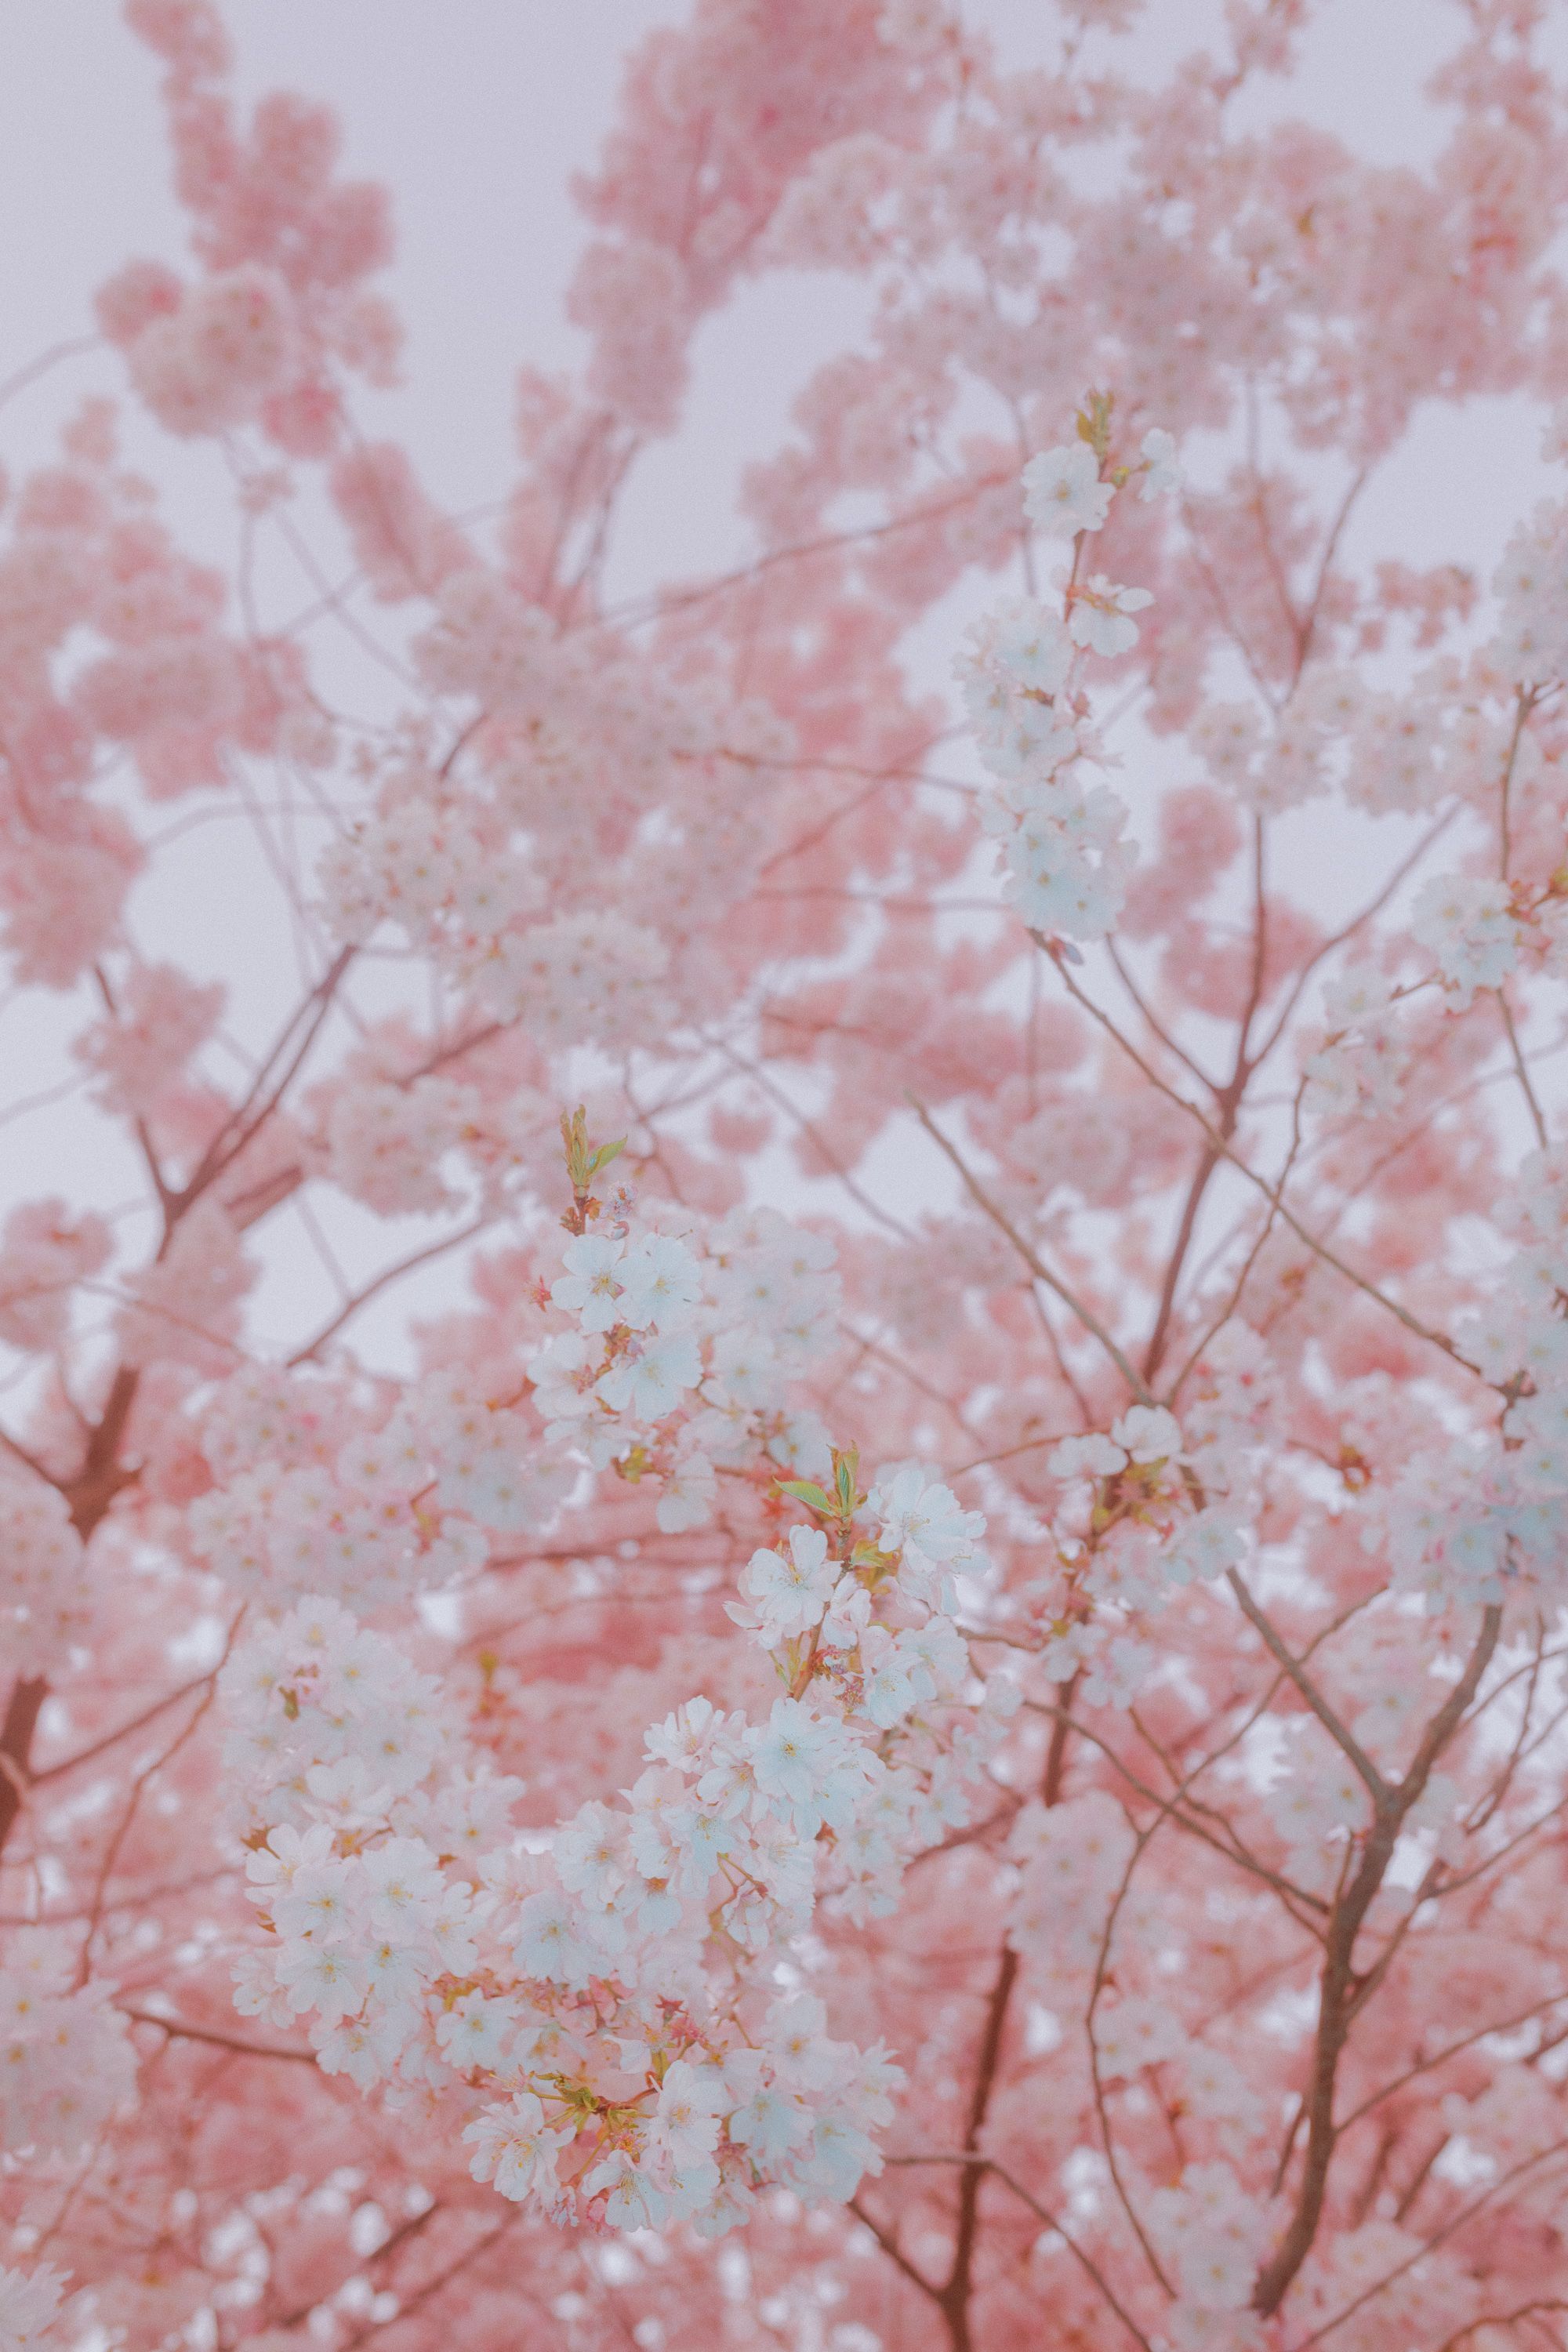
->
125, 2009, 316, 2065
909, 1096, 1156, 1406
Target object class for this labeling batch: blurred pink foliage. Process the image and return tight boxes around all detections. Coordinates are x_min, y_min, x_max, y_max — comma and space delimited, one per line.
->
6, 2, 1568, 2347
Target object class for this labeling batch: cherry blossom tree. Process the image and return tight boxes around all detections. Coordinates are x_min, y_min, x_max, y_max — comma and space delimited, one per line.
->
7, 2, 1568, 2347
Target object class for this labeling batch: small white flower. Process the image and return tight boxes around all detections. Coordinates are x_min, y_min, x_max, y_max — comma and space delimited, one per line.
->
1022, 442, 1114, 538
1111, 1405, 1183, 1463
1069, 576, 1153, 657
436, 1991, 514, 2072
596, 1330, 702, 1421
550, 1234, 626, 1334
734, 1524, 837, 1642
511, 1890, 593, 1986
464, 2091, 571, 2204
990, 598, 1074, 694
277, 1941, 368, 2023
617, 1233, 703, 1332
1049, 1432, 1127, 1479
650, 2058, 725, 2164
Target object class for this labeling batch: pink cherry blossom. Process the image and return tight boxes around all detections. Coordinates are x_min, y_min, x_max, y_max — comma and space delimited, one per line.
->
5, 3, 1568, 2347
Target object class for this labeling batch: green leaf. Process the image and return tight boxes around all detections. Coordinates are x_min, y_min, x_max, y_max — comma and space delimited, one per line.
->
777, 1479, 834, 1513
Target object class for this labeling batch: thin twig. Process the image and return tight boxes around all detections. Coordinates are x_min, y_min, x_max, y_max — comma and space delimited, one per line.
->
909, 1096, 1155, 1406
1043, 951, 1482, 1377
125, 2009, 316, 2064
288, 1215, 492, 1364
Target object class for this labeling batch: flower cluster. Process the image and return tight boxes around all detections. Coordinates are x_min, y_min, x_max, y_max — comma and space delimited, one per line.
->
1010, 1405, 1247, 1700
0, 1932, 136, 2159
1410, 873, 1521, 1007
0, 1469, 89, 1675
534, 1200, 840, 1532
1376, 1148, 1568, 1606
317, 568, 791, 1055
186, 1365, 513, 1610
956, 413, 1171, 941
13, 0, 1568, 2343
218, 1169, 993, 2232
0, 1201, 113, 1356
1494, 495, 1568, 688
222, 1465, 973, 2238
1305, 963, 1414, 1118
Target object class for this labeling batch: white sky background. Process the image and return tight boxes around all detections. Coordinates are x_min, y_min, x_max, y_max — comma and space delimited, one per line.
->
0, 0, 1564, 1374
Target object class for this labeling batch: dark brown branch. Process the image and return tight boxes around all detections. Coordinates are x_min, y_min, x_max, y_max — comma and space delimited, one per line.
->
0, 1675, 46, 1857
848, 2194, 944, 2307
877, 2154, 1156, 2352
1250, 1605, 1502, 2318
938, 1943, 1019, 2351
30, 1671, 218, 1785
125, 2009, 316, 2064
1226, 1570, 1385, 1804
